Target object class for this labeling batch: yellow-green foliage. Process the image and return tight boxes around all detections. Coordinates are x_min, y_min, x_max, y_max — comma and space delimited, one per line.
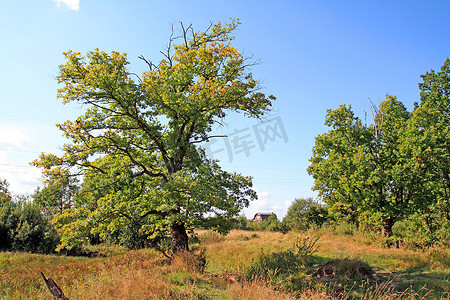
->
32, 19, 276, 253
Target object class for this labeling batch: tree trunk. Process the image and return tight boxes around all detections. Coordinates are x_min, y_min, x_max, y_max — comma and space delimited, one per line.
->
170, 222, 189, 253
381, 219, 394, 237
381, 227, 391, 237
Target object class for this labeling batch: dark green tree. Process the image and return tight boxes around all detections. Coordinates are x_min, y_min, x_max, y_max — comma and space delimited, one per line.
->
400, 59, 450, 236
0, 178, 12, 204
0, 180, 59, 253
363, 96, 411, 235
307, 104, 371, 224
308, 95, 411, 236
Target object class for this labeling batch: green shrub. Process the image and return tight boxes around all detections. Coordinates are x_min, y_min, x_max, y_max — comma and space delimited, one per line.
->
245, 250, 304, 280
0, 198, 59, 253
246, 214, 288, 232
284, 198, 328, 231
264, 215, 289, 233
357, 211, 384, 233
233, 214, 252, 230
392, 210, 450, 249
250, 232, 259, 239
292, 235, 319, 259
330, 221, 358, 236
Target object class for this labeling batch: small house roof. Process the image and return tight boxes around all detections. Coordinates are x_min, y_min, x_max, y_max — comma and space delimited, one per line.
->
252, 212, 276, 221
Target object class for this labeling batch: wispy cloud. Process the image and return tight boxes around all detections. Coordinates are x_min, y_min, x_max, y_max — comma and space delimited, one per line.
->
243, 189, 292, 220
0, 127, 31, 150
256, 190, 270, 199
251, 198, 269, 211
0, 125, 42, 195
54, 0, 80, 11
243, 189, 270, 218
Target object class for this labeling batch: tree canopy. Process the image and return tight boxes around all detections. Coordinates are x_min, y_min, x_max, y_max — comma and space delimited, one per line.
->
308, 59, 450, 237
283, 198, 328, 230
32, 20, 275, 253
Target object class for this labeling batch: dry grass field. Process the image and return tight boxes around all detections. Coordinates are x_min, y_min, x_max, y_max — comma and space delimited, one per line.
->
1, 229, 449, 299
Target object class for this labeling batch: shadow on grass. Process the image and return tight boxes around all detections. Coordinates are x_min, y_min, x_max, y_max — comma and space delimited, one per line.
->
244, 250, 450, 298
243, 249, 381, 294
382, 268, 450, 298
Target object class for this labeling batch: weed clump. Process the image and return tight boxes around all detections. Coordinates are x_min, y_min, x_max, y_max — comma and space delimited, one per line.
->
169, 250, 207, 274
198, 231, 225, 244
244, 235, 320, 292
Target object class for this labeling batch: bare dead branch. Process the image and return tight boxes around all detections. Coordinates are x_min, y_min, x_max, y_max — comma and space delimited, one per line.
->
138, 55, 154, 71
180, 22, 192, 48
128, 72, 142, 83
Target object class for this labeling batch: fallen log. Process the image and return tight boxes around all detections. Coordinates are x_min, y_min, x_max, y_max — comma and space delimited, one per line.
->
41, 272, 69, 300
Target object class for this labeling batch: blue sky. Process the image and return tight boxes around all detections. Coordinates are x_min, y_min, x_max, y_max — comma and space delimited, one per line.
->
1, 0, 449, 218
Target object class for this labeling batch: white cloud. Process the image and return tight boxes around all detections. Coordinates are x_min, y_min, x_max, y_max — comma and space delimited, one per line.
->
0, 127, 31, 150
256, 190, 270, 199
243, 189, 271, 218
0, 125, 42, 195
252, 198, 269, 211
0, 150, 42, 195
243, 190, 292, 220
253, 188, 271, 210
271, 200, 293, 220
54, 0, 80, 11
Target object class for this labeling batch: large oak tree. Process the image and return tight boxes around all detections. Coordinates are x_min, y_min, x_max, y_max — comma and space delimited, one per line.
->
33, 20, 275, 253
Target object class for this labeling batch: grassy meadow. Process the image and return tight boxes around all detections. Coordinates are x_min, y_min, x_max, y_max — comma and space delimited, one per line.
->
1, 229, 449, 299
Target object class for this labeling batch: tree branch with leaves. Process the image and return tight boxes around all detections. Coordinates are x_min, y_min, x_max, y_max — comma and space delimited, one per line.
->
32, 19, 274, 253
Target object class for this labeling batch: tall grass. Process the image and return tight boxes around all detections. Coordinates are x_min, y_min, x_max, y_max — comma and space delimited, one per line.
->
1, 229, 448, 299
202, 230, 449, 299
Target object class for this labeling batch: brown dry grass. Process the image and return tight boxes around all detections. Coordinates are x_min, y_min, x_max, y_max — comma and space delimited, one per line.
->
313, 231, 449, 271
197, 230, 294, 272
0, 249, 174, 300
1, 229, 448, 299
200, 229, 449, 272
227, 280, 297, 299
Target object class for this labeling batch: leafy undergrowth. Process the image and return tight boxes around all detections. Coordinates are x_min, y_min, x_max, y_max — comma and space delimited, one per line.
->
0, 230, 449, 299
